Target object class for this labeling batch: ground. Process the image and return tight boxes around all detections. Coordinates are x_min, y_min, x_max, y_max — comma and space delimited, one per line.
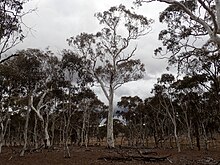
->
0, 145, 220, 165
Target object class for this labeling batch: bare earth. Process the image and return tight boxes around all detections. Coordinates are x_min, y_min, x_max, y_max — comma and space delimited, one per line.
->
0, 146, 220, 165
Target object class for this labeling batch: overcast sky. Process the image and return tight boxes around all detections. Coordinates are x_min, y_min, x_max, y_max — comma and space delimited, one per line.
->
12, 0, 172, 105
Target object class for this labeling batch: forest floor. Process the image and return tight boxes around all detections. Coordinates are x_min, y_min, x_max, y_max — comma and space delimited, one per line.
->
0, 145, 220, 165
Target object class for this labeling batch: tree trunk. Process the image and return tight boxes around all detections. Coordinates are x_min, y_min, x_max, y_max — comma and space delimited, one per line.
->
0, 141, 3, 153
20, 104, 30, 156
44, 112, 50, 148
195, 121, 200, 151
63, 112, 71, 158
85, 115, 90, 148
202, 123, 209, 150
34, 114, 38, 149
106, 88, 114, 148
183, 110, 193, 149
187, 126, 193, 149
80, 110, 86, 146
173, 121, 181, 152
0, 113, 10, 153
51, 116, 55, 146
0, 123, 4, 153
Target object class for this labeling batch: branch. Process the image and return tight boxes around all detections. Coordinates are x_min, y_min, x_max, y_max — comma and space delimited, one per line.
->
0, 54, 19, 63
30, 95, 44, 121
197, 0, 218, 35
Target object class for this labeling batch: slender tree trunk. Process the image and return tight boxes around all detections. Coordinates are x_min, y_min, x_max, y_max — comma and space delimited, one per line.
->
107, 88, 114, 148
43, 112, 50, 149
195, 121, 200, 151
166, 97, 181, 152
183, 109, 193, 149
0, 140, 3, 153
202, 123, 209, 150
0, 113, 10, 153
51, 116, 55, 146
80, 110, 86, 146
173, 121, 181, 152
63, 112, 71, 158
20, 100, 31, 156
34, 114, 38, 149
85, 130, 88, 148
85, 115, 90, 148
0, 123, 4, 153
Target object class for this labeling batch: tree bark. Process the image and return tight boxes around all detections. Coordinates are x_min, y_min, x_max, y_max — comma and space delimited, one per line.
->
80, 109, 86, 146
34, 114, 38, 149
107, 87, 114, 148
44, 112, 50, 148
0, 123, 4, 153
63, 112, 71, 158
51, 115, 55, 146
183, 110, 193, 149
173, 121, 181, 152
20, 97, 31, 156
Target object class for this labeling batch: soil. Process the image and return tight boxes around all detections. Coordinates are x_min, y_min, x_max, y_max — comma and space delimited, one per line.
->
0, 145, 220, 165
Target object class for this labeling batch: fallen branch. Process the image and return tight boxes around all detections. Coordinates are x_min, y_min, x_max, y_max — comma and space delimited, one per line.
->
98, 154, 171, 162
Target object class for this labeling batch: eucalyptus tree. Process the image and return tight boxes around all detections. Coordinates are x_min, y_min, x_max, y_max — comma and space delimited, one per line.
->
77, 88, 104, 148
61, 51, 92, 157
144, 95, 171, 148
152, 74, 182, 152
67, 5, 152, 148
29, 50, 65, 149
135, 0, 220, 47
0, 0, 30, 62
0, 60, 21, 153
135, 0, 220, 144
1, 49, 44, 156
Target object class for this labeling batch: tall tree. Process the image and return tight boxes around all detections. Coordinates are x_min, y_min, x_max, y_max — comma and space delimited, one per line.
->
134, 1, 220, 136
67, 5, 152, 148
155, 74, 181, 152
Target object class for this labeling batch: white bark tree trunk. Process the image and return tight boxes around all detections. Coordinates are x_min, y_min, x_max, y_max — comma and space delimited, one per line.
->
173, 121, 181, 152
162, 96, 181, 152
20, 105, 30, 156
31, 92, 51, 148
44, 118, 50, 148
34, 114, 38, 149
107, 87, 114, 148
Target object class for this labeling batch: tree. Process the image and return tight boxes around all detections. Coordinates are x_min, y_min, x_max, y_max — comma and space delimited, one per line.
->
134, 1, 220, 146
29, 49, 64, 149
0, 49, 44, 156
135, 1, 220, 80
67, 5, 152, 148
0, 60, 21, 153
0, 0, 29, 62
154, 74, 182, 152
135, 0, 220, 47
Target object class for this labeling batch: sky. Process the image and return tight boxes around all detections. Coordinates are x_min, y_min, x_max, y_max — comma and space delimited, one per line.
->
12, 0, 171, 105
